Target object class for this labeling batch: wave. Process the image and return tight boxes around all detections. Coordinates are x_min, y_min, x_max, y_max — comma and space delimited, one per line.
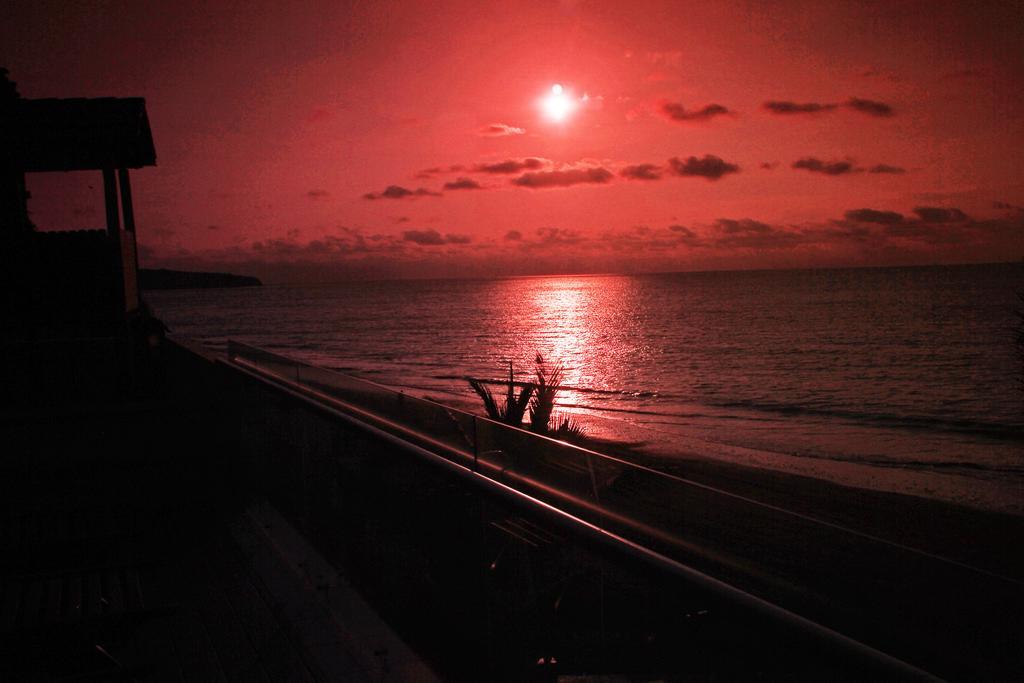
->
719, 438, 1024, 477
711, 399, 1024, 441
408, 376, 1024, 479
426, 372, 1024, 441
429, 373, 668, 399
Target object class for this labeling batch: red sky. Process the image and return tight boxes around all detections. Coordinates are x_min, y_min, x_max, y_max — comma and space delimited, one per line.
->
4, 0, 1023, 281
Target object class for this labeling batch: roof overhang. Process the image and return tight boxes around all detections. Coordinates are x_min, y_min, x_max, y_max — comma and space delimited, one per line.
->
4, 97, 156, 172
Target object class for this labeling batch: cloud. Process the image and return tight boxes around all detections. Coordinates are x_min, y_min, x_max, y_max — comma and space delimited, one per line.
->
619, 163, 663, 180
363, 185, 442, 200
534, 227, 587, 245
793, 158, 905, 175
881, 222, 968, 244
668, 155, 740, 180
711, 219, 804, 249
793, 158, 856, 176
478, 123, 526, 137
474, 158, 549, 174
141, 206, 1022, 283
844, 208, 905, 224
306, 189, 330, 199
659, 102, 732, 123
598, 225, 691, 252
243, 227, 405, 261
763, 98, 895, 118
834, 206, 1005, 246
668, 224, 705, 247
867, 164, 905, 174
443, 177, 483, 191
845, 97, 894, 117
716, 218, 773, 235
402, 229, 471, 246
511, 166, 614, 189
505, 226, 592, 252
912, 206, 969, 223
763, 101, 838, 114
414, 164, 466, 179
697, 207, 995, 251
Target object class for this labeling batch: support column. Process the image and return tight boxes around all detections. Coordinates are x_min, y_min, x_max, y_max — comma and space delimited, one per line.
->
117, 168, 135, 232
0, 169, 32, 233
103, 168, 120, 236
117, 168, 139, 313
103, 168, 126, 320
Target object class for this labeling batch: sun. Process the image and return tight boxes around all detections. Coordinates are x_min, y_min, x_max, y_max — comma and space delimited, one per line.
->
541, 83, 576, 122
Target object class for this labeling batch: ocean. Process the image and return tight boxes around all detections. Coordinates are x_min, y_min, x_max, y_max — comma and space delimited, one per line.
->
147, 263, 1024, 514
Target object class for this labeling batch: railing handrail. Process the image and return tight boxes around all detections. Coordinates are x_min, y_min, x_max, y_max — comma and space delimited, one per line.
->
222, 338, 943, 680
225, 339, 1017, 588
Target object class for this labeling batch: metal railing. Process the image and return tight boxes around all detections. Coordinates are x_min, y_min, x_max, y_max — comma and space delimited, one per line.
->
224, 339, 1021, 680
225, 341, 754, 566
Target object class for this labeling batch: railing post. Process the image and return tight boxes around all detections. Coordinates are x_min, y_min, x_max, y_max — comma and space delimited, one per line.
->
587, 453, 601, 504
472, 417, 479, 473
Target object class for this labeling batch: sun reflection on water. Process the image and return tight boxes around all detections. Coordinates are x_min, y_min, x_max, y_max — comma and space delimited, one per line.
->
531, 280, 585, 361
515, 276, 608, 410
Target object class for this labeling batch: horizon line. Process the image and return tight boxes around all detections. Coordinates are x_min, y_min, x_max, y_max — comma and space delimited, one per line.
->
208, 258, 1022, 287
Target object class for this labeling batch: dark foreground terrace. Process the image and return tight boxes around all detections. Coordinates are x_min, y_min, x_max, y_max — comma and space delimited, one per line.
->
0, 342, 432, 681
2, 338, 1022, 681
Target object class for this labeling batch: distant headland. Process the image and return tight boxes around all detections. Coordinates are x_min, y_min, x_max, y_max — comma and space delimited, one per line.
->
140, 268, 262, 290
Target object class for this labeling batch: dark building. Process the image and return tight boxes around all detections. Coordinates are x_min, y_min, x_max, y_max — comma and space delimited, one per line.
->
1, 69, 157, 404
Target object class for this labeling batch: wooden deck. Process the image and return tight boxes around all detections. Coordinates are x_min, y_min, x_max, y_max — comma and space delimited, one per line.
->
0, 355, 432, 682
0, 512, 322, 682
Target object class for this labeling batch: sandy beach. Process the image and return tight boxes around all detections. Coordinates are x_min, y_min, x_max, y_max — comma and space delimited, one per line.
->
573, 434, 1024, 679
258, 346, 1024, 679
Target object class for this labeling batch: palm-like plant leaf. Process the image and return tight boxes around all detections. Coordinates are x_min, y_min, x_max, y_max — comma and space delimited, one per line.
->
529, 353, 564, 433
470, 353, 584, 437
468, 365, 535, 426
506, 381, 535, 425
505, 361, 515, 417
468, 378, 501, 420
553, 413, 586, 439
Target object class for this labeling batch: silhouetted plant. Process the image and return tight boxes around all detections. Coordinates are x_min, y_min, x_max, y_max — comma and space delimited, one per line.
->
552, 412, 586, 439
529, 353, 564, 433
467, 361, 534, 426
469, 354, 586, 439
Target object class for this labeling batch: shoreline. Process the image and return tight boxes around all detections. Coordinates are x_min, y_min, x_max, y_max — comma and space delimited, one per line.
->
423, 385, 1024, 517
625, 420, 1023, 516
215, 341, 1024, 676
580, 432, 1024, 581
413, 381, 1024, 580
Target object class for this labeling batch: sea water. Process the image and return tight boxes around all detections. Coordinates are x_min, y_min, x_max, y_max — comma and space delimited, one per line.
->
148, 263, 1024, 513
